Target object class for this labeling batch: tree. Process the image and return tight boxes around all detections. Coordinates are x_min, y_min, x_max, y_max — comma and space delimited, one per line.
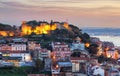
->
80, 33, 90, 43
71, 49, 81, 57
26, 20, 38, 27
88, 44, 99, 55
34, 59, 44, 71
13, 25, 17, 30
98, 54, 106, 63
0, 23, 13, 31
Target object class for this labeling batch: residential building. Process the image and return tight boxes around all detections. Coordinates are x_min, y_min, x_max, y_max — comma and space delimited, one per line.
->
71, 42, 85, 51
11, 44, 26, 51
106, 50, 119, 59
0, 44, 11, 51
39, 49, 51, 60
44, 58, 52, 71
58, 61, 72, 72
52, 42, 71, 61
0, 51, 32, 66
28, 41, 41, 50
102, 41, 114, 50
71, 37, 85, 51
70, 54, 89, 73
32, 48, 51, 60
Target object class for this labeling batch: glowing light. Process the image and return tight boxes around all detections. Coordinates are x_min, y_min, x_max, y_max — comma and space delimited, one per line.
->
63, 22, 71, 30
0, 31, 14, 36
0, 31, 7, 36
107, 54, 111, 58
63, 22, 69, 29
56, 65, 59, 69
9, 32, 14, 36
114, 51, 119, 59
25, 55, 31, 61
53, 55, 56, 60
21, 24, 32, 35
85, 43, 90, 48
51, 24, 57, 30
21, 22, 57, 35
104, 47, 109, 51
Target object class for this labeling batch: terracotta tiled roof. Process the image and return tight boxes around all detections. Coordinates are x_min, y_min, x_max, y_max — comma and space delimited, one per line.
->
70, 57, 89, 60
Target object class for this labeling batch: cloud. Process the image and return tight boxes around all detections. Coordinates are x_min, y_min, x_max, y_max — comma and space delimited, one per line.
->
1, 2, 27, 7
0, 0, 120, 9
0, 0, 120, 28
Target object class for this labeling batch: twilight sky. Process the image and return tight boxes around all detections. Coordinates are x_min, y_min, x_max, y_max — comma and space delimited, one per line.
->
0, 0, 120, 28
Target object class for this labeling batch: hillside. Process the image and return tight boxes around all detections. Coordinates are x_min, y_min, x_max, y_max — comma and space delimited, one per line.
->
23, 20, 90, 43
0, 21, 90, 43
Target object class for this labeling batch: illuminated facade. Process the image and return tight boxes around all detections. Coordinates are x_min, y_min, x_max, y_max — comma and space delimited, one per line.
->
21, 21, 70, 36
0, 31, 14, 36
21, 21, 57, 35
0, 21, 71, 37
106, 50, 119, 59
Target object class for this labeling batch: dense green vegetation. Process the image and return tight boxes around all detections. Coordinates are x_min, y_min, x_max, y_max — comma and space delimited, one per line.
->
0, 67, 51, 76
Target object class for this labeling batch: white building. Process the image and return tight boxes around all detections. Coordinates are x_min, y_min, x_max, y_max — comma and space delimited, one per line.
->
51, 66, 60, 75
52, 42, 68, 48
28, 41, 41, 50
11, 44, 26, 51
39, 49, 51, 60
70, 54, 89, 73
71, 42, 85, 51
1, 51, 32, 66
10, 52, 31, 62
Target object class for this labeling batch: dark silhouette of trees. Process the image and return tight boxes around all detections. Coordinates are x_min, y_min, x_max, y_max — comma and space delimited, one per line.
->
69, 24, 82, 37
88, 44, 99, 55
34, 59, 44, 71
98, 54, 106, 63
26, 20, 39, 27
0, 23, 13, 31
71, 50, 81, 57
80, 33, 90, 43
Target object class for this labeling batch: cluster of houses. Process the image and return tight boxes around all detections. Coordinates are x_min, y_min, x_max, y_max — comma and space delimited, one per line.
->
0, 36, 120, 76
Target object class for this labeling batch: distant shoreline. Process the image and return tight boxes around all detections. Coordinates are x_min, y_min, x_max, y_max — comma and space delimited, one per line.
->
93, 35, 120, 47
83, 28, 120, 46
